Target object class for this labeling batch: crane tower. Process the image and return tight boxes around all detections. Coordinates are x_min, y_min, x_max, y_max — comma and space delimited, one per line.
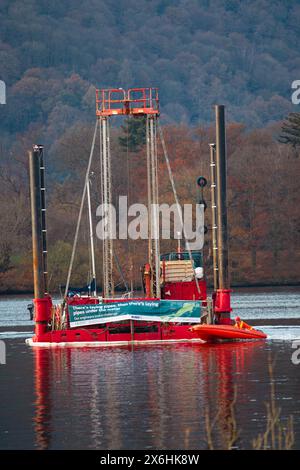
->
96, 88, 160, 298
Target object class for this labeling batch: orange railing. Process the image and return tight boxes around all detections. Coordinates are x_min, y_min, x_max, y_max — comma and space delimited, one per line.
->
96, 87, 159, 116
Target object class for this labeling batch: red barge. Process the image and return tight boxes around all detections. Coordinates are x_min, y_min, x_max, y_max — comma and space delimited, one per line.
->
26, 88, 266, 347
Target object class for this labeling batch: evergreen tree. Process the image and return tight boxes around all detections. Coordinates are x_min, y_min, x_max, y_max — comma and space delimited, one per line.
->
279, 113, 300, 147
119, 116, 146, 152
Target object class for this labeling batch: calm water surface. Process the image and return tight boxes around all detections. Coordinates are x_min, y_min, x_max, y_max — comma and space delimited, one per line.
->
0, 289, 300, 450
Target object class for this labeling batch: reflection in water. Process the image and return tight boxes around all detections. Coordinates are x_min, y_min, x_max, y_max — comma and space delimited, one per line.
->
33, 341, 275, 450
1, 291, 299, 449
34, 348, 52, 450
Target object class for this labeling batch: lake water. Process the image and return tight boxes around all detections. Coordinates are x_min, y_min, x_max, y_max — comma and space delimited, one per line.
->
0, 288, 300, 450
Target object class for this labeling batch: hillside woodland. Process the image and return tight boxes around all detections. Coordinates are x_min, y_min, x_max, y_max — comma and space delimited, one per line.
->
0, 0, 300, 292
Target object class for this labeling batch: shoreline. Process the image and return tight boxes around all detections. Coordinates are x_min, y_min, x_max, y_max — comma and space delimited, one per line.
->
1, 317, 300, 333
0, 283, 299, 297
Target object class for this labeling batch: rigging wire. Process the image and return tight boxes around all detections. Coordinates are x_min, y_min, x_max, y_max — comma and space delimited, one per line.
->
86, 200, 92, 283
64, 119, 98, 300
86, 173, 97, 295
114, 250, 130, 293
158, 122, 201, 295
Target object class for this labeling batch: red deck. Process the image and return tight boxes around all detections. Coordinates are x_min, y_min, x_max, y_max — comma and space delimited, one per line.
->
28, 322, 203, 346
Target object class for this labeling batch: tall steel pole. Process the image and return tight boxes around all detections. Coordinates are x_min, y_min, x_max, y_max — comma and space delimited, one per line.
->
36, 145, 49, 295
146, 115, 160, 298
209, 143, 219, 291
29, 148, 45, 299
215, 105, 229, 290
100, 116, 114, 298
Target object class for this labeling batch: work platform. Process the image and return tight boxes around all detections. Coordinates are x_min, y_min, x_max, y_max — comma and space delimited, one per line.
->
96, 87, 159, 116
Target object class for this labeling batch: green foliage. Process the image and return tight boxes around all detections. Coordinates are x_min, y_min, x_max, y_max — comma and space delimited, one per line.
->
119, 116, 146, 152
279, 113, 300, 147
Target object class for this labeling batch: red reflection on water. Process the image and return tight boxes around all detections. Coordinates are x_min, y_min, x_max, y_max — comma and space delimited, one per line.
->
34, 348, 51, 450
197, 341, 266, 447
34, 347, 72, 449
32, 341, 265, 449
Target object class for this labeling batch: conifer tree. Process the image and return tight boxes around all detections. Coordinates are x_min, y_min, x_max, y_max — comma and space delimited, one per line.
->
279, 113, 300, 147
119, 116, 146, 152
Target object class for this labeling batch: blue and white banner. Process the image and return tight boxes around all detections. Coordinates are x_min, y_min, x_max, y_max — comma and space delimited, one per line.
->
68, 299, 201, 328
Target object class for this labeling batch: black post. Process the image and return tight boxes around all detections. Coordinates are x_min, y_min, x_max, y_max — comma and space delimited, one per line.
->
36, 145, 49, 295
29, 147, 45, 299
215, 105, 229, 290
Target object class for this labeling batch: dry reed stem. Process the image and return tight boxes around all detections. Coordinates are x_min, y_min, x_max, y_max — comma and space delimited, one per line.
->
252, 355, 295, 450
205, 355, 295, 450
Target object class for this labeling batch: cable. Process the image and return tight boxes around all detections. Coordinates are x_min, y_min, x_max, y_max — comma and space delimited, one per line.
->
64, 120, 98, 299
158, 122, 200, 295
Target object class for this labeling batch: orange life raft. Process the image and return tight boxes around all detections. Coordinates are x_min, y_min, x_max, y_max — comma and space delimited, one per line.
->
191, 323, 267, 342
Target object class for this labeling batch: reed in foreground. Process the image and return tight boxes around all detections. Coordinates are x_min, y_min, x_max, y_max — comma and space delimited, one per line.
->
205, 356, 295, 450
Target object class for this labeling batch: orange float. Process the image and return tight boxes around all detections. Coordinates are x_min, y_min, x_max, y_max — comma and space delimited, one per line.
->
191, 321, 267, 342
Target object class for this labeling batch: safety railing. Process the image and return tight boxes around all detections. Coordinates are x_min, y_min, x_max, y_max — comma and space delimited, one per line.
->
96, 87, 159, 116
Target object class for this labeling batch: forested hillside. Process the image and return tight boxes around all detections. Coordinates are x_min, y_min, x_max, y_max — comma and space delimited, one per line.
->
1, 0, 300, 292
1, 119, 300, 293
1, 0, 299, 137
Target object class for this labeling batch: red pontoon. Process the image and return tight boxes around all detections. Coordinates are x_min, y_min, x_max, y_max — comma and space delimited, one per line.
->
26, 89, 266, 347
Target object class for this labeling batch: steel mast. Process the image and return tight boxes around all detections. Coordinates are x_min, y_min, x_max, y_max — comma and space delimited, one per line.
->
99, 116, 114, 298
214, 105, 232, 322
146, 115, 160, 298
209, 143, 219, 291
96, 88, 160, 299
